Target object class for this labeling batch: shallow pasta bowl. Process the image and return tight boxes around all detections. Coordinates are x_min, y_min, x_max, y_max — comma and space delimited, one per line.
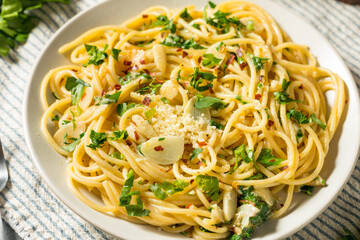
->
23, 0, 360, 239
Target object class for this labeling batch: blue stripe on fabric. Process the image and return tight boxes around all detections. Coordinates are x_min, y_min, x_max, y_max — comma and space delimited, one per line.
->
45, 3, 67, 24
303, 225, 321, 240
338, 194, 360, 212
0, 65, 26, 90
333, 200, 360, 222
0, 192, 46, 240
0, 124, 100, 240
57, 3, 74, 20
294, 232, 305, 240
0, 127, 106, 240
310, 220, 334, 240
277, 0, 360, 79
0, 82, 22, 106
38, 8, 61, 30
346, 179, 360, 196
342, 188, 360, 204
327, 205, 360, 234
321, 211, 348, 237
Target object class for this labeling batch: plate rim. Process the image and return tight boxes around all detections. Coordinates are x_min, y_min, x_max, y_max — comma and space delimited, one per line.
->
23, 0, 360, 239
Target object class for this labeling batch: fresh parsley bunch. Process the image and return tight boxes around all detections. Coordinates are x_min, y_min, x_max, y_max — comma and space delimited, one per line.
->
0, 0, 70, 56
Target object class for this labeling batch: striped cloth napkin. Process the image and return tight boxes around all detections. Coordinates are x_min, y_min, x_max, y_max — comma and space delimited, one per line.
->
0, 0, 359, 239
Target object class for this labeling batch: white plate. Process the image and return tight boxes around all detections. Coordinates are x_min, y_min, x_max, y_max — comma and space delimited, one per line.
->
23, 0, 360, 239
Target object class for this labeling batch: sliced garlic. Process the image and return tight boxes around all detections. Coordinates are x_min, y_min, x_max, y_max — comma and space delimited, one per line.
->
223, 188, 238, 222
54, 122, 86, 146
184, 96, 211, 123
141, 136, 184, 165
132, 115, 156, 139
153, 44, 167, 73
160, 80, 179, 100
233, 204, 259, 235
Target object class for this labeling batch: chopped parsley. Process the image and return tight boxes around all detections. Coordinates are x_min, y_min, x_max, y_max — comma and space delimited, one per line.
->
144, 108, 156, 120
137, 80, 161, 95
52, 115, 59, 122
111, 48, 121, 62
86, 130, 107, 150
249, 54, 269, 71
62, 132, 84, 152
235, 94, 248, 104
190, 148, 203, 161
189, 67, 216, 92
158, 137, 165, 141
228, 144, 254, 174
149, 180, 189, 200
65, 76, 91, 105
94, 91, 121, 105
300, 185, 313, 195
210, 119, 225, 130
160, 97, 170, 104
194, 93, 229, 110
83, 44, 108, 67
109, 130, 128, 141
274, 79, 300, 104
309, 113, 326, 130
286, 108, 309, 124
119, 170, 150, 217
247, 20, 254, 31
180, 8, 192, 21
110, 152, 124, 160
161, 34, 205, 49
52, 92, 60, 100
192, 23, 201, 30
256, 148, 283, 166
202, 53, 222, 67
206, 10, 245, 33
195, 175, 220, 201
216, 41, 224, 52
296, 129, 303, 143
208, 1, 216, 8
116, 102, 136, 116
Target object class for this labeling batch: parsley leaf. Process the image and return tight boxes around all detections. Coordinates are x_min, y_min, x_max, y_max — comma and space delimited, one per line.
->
235, 95, 248, 104
274, 79, 300, 104
286, 108, 309, 124
87, 130, 107, 150
150, 15, 170, 27
228, 144, 254, 174
296, 129, 303, 143
161, 34, 205, 49
195, 175, 220, 201
206, 10, 245, 33
137, 80, 161, 95
216, 41, 224, 52
94, 91, 121, 105
180, 8, 192, 21
210, 119, 225, 130
190, 148, 203, 161
160, 97, 170, 104
109, 130, 128, 141
119, 170, 150, 217
110, 152, 124, 160
83, 44, 108, 67
189, 67, 216, 92
256, 149, 283, 166
202, 53, 222, 67
145, 108, 156, 121
111, 48, 121, 62
194, 93, 229, 110
247, 20, 254, 31
249, 54, 269, 71
149, 180, 189, 200
116, 102, 136, 116
309, 113, 326, 130
62, 132, 84, 152
52, 115, 59, 122
65, 76, 91, 105
300, 185, 313, 195
208, 1, 216, 8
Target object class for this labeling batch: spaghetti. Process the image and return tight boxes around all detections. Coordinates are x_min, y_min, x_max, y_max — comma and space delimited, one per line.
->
40, 1, 346, 239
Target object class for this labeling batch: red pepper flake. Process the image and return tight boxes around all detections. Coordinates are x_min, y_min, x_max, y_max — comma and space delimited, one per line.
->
161, 32, 165, 38
283, 165, 289, 170
226, 54, 235, 65
177, 48, 183, 52
114, 84, 121, 90
140, 59, 146, 64
209, 88, 214, 94
345, 99, 348, 104
126, 140, 132, 146
268, 120, 274, 127
239, 62, 248, 70
142, 14, 148, 18
299, 84, 304, 89
143, 69, 150, 74
186, 204, 193, 209
154, 145, 164, 151
166, 167, 173, 172
142, 96, 152, 106
255, 94, 261, 100
280, 204, 284, 207
198, 56, 202, 64
219, 45, 226, 53
182, 51, 188, 58
197, 161, 203, 166
190, 179, 194, 184
81, 92, 87, 100
155, 78, 164, 84
236, 49, 243, 57
123, 60, 132, 66
134, 131, 140, 141
150, 72, 156, 77
259, 75, 264, 81
100, 89, 105, 97
188, 55, 193, 59
199, 141, 207, 146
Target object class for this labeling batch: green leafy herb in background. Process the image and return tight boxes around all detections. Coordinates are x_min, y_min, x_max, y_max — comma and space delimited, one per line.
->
0, 0, 70, 57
